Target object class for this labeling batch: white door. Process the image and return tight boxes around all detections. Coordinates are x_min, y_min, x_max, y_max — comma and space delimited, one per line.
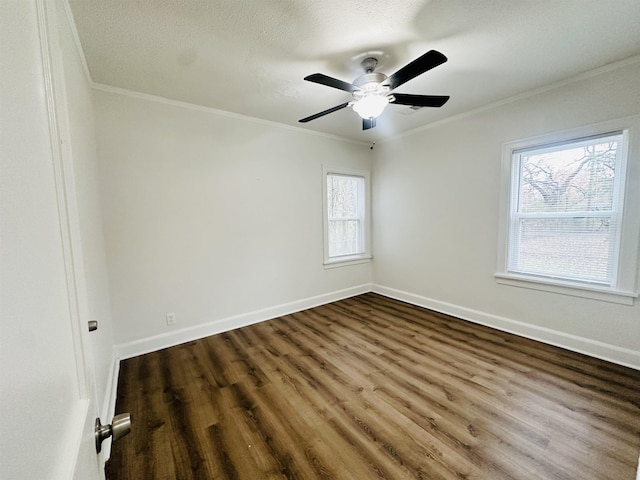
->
1, 1, 110, 479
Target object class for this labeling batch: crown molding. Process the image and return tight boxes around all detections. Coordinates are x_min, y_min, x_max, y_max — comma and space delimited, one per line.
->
91, 82, 370, 147
389, 54, 640, 142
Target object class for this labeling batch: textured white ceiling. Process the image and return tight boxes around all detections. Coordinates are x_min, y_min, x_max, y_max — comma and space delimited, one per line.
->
68, 0, 640, 142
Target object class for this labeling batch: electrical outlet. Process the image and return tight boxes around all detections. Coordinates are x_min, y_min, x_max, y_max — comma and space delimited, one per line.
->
166, 313, 176, 326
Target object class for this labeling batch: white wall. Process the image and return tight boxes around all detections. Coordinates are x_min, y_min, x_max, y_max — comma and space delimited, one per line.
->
55, 0, 115, 422
93, 90, 372, 350
372, 60, 640, 367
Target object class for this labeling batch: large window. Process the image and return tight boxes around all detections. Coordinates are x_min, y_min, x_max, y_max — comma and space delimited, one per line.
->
509, 131, 624, 285
323, 167, 371, 266
496, 118, 640, 305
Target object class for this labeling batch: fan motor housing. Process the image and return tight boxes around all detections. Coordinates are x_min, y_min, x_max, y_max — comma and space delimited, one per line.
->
352, 72, 390, 101
353, 72, 387, 90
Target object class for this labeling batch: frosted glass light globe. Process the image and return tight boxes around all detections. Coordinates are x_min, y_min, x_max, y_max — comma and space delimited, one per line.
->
352, 95, 389, 119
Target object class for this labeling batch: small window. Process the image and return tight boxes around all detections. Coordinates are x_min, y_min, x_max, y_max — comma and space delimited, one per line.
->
497, 119, 640, 305
323, 167, 371, 267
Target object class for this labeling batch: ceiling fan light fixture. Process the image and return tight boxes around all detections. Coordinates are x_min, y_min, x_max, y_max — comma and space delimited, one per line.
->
300, 50, 449, 130
352, 94, 389, 119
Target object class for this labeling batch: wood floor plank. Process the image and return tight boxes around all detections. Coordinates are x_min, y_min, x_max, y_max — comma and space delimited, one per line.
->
107, 293, 640, 480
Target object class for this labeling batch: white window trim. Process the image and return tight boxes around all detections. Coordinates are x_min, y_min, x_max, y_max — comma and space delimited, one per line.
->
322, 165, 372, 268
496, 115, 640, 305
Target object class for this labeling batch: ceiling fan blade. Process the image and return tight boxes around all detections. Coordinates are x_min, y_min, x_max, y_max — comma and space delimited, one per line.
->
384, 50, 447, 91
299, 102, 350, 123
362, 117, 376, 130
304, 73, 362, 93
391, 94, 450, 108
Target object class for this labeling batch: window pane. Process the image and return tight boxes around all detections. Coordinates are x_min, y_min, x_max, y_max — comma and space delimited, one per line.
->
328, 175, 360, 218
329, 220, 360, 257
513, 217, 614, 283
326, 173, 365, 258
508, 131, 625, 287
519, 137, 618, 213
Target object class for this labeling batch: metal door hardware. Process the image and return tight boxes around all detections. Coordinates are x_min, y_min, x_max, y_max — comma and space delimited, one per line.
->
88, 320, 98, 332
95, 413, 132, 453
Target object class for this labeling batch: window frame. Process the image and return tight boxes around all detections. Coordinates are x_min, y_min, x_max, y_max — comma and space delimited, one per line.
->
322, 165, 372, 268
495, 116, 640, 305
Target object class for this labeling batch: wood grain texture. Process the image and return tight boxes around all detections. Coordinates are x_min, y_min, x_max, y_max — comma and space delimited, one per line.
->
106, 293, 640, 479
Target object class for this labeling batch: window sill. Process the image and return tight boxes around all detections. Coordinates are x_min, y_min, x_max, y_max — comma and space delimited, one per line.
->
323, 255, 372, 269
494, 273, 637, 306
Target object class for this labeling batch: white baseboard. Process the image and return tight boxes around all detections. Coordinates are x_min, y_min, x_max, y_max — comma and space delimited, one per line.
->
114, 284, 372, 360
372, 284, 640, 370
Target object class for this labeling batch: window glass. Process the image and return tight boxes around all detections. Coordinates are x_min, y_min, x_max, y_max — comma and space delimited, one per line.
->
327, 174, 364, 258
323, 168, 370, 266
507, 132, 625, 286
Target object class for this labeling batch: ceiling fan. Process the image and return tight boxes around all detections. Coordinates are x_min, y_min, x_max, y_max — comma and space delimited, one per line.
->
299, 50, 450, 130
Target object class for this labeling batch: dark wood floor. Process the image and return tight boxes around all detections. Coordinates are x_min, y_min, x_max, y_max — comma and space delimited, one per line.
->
106, 293, 640, 480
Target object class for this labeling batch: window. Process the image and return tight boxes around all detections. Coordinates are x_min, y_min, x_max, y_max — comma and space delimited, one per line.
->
496, 118, 640, 305
323, 167, 371, 267
509, 131, 624, 284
